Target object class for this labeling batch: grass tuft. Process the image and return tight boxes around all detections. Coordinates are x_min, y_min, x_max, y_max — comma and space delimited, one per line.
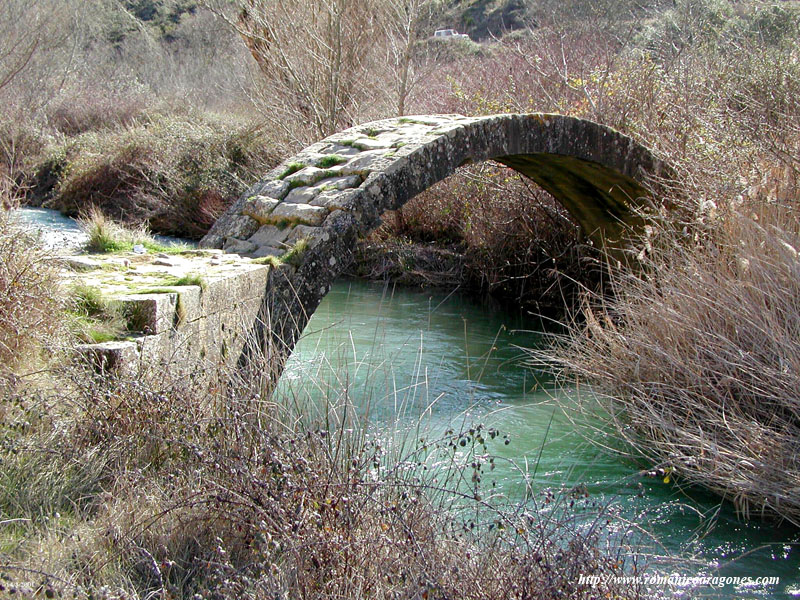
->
277, 161, 305, 180
316, 154, 346, 168
162, 273, 206, 290
281, 238, 309, 266
66, 283, 125, 343
78, 207, 189, 254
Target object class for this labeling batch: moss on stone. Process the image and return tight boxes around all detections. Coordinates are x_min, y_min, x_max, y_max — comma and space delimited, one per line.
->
277, 162, 306, 180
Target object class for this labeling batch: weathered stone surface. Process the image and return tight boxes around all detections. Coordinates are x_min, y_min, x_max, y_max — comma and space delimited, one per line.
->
350, 137, 394, 150
249, 224, 290, 248
77, 341, 140, 374
58, 248, 276, 377
315, 175, 362, 191
173, 285, 202, 323
223, 238, 257, 254
117, 293, 179, 334
284, 186, 320, 204
286, 224, 324, 247
340, 149, 389, 173
252, 245, 283, 258
309, 189, 360, 211
283, 166, 329, 186
243, 195, 281, 223
270, 203, 329, 226
224, 215, 260, 240
58, 256, 102, 271
328, 144, 361, 156
258, 180, 291, 200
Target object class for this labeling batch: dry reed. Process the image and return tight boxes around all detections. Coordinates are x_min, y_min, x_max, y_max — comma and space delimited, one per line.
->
552, 201, 800, 524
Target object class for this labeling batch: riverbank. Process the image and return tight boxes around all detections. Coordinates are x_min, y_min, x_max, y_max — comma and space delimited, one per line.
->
0, 209, 657, 600
3, 202, 796, 597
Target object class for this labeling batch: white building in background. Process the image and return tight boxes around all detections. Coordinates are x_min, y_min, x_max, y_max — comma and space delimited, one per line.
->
433, 29, 470, 40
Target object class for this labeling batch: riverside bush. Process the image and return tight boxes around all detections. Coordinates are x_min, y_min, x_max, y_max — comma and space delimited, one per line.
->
552, 200, 800, 524
0, 347, 652, 599
0, 207, 65, 372
35, 109, 278, 239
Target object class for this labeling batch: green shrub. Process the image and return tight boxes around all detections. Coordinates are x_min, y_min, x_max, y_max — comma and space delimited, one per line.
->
66, 282, 126, 343
78, 206, 189, 254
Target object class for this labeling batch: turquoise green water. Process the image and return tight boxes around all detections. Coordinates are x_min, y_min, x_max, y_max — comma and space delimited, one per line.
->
282, 278, 800, 599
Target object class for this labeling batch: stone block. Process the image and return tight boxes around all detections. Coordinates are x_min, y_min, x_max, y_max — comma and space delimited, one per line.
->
286, 224, 323, 247
283, 166, 327, 186
254, 180, 290, 200
340, 149, 387, 172
174, 285, 202, 323
249, 224, 290, 248
138, 318, 203, 367
252, 246, 284, 258
309, 188, 360, 211
225, 214, 260, 240
351, 137, 393, 151
243, 195, 281, 223
328, 144, 360, 156
76, 341, 140, 374
270, 203, 329, 226
315, 174, 362, 191
223, 238, 257, 254
284, 186, 320, 204
199, 265, 270, 317
117, 293, 179, 335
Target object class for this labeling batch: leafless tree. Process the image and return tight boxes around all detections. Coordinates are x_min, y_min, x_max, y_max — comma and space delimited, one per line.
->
204, 0, 384, 144
0, 0, 67, 93
382, 0, 443, 116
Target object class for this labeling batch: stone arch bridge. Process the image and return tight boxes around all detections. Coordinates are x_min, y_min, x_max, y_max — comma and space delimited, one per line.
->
200, 113, 669, 368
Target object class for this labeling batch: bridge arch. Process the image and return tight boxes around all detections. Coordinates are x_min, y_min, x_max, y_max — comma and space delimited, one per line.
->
200, 113, 669, 363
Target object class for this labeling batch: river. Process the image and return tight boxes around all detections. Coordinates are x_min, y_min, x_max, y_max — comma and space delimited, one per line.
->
283, 278, 800, 599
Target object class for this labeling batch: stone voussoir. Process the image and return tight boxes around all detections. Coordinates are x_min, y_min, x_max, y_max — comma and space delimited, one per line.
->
223, 238, 257, 255
243, 195, 282, 223
309, 188, 361, 211
249, 224, 291, 248
283, 166, 330, 186
270, 203, 329, 226
284, 186, 321, 205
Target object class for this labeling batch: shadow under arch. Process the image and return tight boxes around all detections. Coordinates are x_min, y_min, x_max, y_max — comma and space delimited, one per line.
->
201, 113, 670, 372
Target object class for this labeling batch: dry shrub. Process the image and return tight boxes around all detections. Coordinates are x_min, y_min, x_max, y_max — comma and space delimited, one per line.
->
362, 163, 600, 314
0, 350, 651, 599
0, 206, 65, 372
46, 88, 153, 137
37, 110, 277, 239
553, 200, 800, 524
